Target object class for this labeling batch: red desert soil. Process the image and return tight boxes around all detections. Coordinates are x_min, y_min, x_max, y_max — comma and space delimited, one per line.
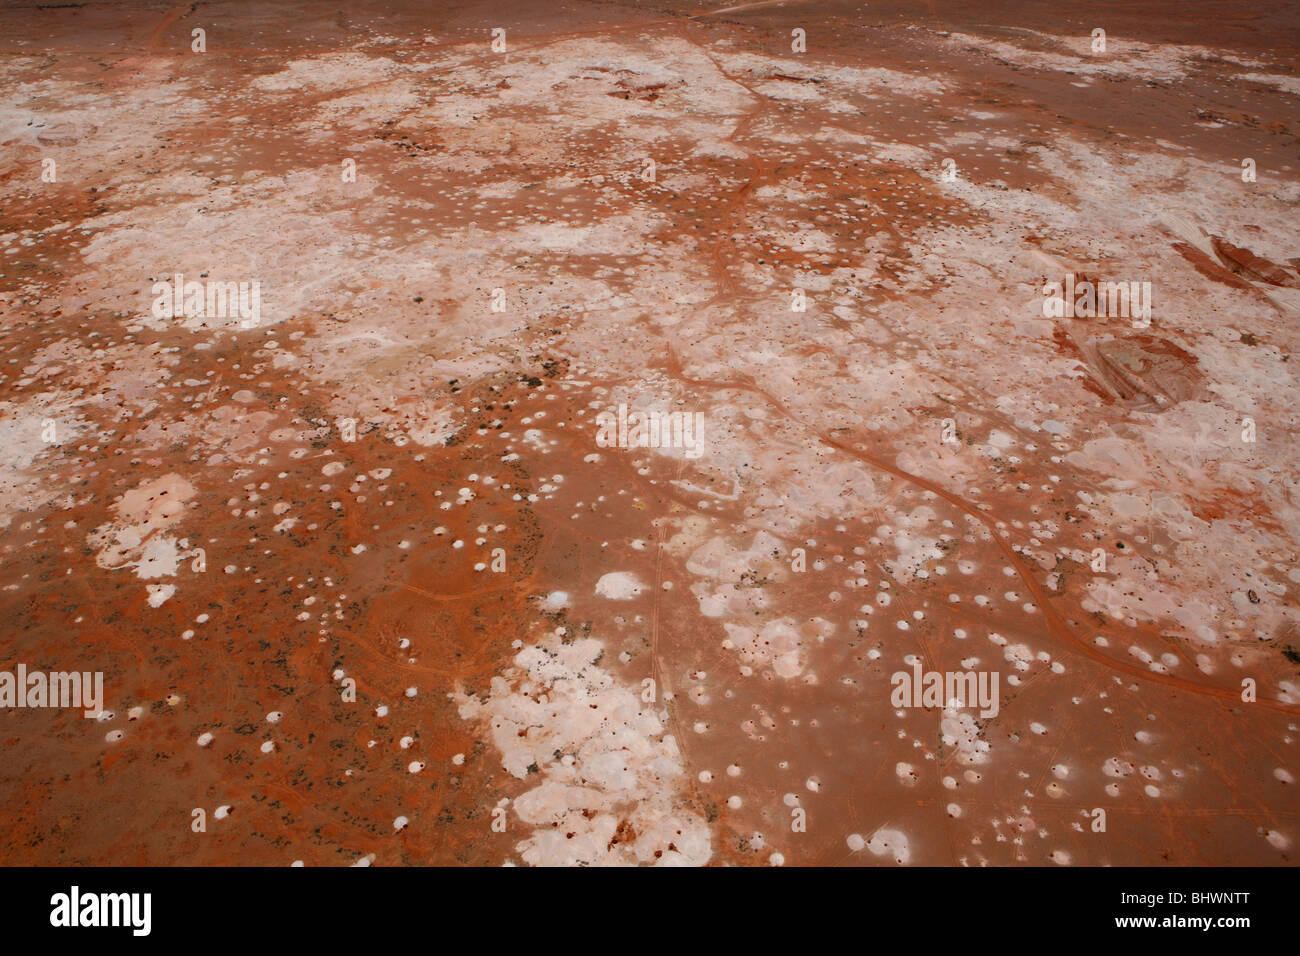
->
0, 0, 1297, 865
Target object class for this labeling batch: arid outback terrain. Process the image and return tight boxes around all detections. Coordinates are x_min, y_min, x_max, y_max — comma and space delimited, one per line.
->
0, 0, 1297, 867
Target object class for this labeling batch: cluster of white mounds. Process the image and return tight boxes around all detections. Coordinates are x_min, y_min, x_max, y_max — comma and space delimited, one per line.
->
594, 571, 646, 601
456, 632, 711, 866
721, 617, 828, 679
1074, 457, 1297, 671
941, 700, 991, 767
251, 53, 404, 94
881, 508, 947, 584
864, 828, 911, 865
87, 474, 196, 605
678, 528, 832, 677
0, 399, 81, 529
685, 530, 787, 618
82, 167, 383, 333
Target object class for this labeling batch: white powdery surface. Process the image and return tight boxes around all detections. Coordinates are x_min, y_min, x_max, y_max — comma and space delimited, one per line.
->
457, 636, 711, 866
594, 571, 645, 600
683, 529, 833, 677
941, 701, 990, 766
88, 474, 196, 587
1237, 72, 1300, 96
866, 827, 912, 865
0, 398, 82, 529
